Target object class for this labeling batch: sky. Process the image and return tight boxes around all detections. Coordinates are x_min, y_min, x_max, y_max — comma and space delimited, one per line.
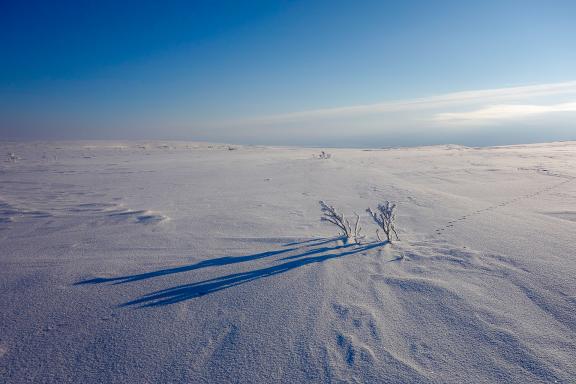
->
1, 0, 576, 147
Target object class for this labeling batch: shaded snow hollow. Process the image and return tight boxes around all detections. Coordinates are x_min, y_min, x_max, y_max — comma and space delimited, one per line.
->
0, 141, 575, 383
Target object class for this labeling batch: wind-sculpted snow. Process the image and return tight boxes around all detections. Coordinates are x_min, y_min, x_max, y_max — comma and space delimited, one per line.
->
1, 141, 575, 383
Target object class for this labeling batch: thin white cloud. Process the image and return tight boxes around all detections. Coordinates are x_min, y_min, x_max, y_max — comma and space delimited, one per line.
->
434, 102, 576, 125
226, 80, 576, 125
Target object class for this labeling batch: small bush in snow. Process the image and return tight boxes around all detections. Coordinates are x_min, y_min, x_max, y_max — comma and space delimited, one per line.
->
7, 152, 17, 163
319, 200, 361, 244
315, 151, 331, 159
367, 201, 399, 243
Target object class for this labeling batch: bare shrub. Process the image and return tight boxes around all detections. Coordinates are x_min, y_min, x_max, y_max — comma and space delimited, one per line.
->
367, 201, 399, 243
314, 151, 331, 159
319, 201, 361, 243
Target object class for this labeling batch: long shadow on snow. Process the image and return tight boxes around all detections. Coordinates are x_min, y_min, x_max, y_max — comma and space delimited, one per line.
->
75, 237, 341, 285
123, 242, 382, 307
282, 237, 340, 247
76, 247, 299, 285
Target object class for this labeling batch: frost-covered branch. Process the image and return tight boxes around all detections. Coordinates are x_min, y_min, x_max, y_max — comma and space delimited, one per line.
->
353, 212, 361, 242
319, 201, 361, 243
367, 201, 399, 243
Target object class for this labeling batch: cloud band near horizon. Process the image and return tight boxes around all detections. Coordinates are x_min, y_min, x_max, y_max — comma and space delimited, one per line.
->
211, 80, 576, 127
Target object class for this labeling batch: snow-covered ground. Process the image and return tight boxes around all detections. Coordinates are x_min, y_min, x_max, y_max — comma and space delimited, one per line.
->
0, 140, 575, 383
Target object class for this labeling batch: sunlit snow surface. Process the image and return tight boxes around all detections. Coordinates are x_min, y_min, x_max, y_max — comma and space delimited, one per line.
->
1, 140, 575, 383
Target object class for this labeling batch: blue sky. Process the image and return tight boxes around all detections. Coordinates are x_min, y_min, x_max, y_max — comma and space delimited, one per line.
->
1, 0, 576, 146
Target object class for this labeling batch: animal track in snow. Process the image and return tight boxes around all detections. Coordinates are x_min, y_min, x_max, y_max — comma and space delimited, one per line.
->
434, 176, 574, 236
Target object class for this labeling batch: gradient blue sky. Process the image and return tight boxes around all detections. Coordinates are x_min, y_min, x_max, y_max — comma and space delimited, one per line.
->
1, 0, 576, 146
